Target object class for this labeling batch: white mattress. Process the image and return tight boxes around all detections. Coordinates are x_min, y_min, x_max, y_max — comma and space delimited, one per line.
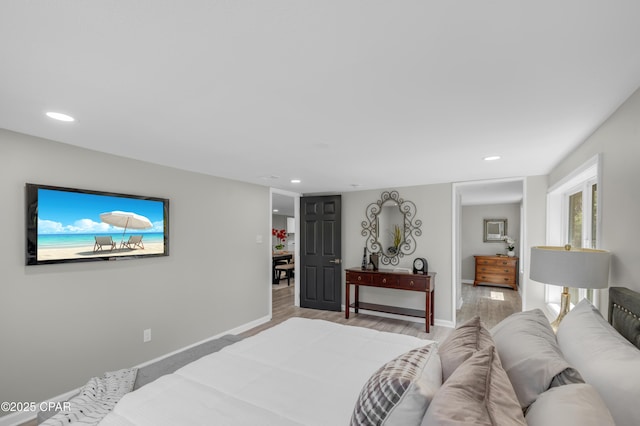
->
99, 317, 432, 426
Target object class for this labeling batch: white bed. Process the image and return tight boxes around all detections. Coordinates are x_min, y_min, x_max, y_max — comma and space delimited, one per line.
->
99, 318, 431, 426
92, 287, 640, 426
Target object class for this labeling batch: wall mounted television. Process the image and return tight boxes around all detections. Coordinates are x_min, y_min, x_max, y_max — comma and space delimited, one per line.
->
26, 183, 169, 265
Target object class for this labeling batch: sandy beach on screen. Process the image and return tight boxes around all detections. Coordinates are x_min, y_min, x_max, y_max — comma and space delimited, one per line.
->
38, 241, 165, 261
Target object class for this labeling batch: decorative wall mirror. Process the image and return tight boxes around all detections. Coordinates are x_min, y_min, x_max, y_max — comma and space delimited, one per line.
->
361, 190, 422, 266
483, 218, 507, 242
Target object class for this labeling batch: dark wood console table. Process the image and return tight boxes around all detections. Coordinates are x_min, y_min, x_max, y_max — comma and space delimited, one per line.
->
345, 267, 435, 333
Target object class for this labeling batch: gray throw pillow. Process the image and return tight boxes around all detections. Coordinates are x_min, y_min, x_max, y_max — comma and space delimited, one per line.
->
525, 383, 614, 426
490, 309, 583, 409
351, 343, 441, 426
438, 316, 494, 382
422, 345, 526, 426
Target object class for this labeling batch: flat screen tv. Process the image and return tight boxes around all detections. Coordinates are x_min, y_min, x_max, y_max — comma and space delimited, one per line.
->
26, 183, 169, 265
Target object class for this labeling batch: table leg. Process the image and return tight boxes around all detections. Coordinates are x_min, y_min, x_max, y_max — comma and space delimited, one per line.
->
430, 288, 435, 326
425, 290, 429, 333
345, 282, 350, 319
355, 285, 359, 313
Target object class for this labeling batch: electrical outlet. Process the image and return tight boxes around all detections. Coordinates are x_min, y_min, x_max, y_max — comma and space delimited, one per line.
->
143, 328, 151, 343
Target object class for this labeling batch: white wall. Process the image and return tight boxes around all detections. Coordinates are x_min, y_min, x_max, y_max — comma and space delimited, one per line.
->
548, 86, 640, 301
522, 175, 549, 311
0, 130, 270, 412
460, 204, 521, 281
342, 184, 454, 326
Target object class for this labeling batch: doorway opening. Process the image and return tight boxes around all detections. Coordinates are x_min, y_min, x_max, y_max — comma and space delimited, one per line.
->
452, 178, 525, 329
270, 189, 299, 315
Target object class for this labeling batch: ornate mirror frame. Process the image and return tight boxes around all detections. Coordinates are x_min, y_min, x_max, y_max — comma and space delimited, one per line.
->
361, 190, 422, 266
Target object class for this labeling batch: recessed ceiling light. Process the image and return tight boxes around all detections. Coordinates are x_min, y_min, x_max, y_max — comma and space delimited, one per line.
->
290, 179, 301, 184
273, 209, 279, 213
483, 155, 501, 161
46, 112, 75, 122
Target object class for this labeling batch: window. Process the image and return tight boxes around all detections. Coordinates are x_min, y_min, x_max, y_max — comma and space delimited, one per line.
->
546, 156, 601, 310
564, 180, 598, 304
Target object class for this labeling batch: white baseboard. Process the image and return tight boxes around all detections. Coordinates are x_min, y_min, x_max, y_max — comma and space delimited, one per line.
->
0, 315, 272, 426
133, 314, 271, 369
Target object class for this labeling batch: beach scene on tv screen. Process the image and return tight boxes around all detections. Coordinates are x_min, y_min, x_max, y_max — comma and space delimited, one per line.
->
37, 188, 165, 261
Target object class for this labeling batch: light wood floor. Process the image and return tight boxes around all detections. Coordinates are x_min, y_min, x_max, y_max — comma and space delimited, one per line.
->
242, 281, 521, 341
18, 282, 519, 426
456, 282, 522, 329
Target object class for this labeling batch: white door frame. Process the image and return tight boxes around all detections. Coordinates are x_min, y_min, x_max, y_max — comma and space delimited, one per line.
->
451, 177, 527, 326
269, 188, 301, 318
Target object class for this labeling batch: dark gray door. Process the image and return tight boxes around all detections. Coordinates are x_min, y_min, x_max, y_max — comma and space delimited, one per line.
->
300, 195, 342, 311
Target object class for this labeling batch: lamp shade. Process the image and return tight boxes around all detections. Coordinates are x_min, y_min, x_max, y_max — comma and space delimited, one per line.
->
530, 246, 610, 289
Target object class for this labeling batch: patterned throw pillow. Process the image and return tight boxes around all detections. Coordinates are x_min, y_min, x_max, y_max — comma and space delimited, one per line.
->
351, 343, 441, 426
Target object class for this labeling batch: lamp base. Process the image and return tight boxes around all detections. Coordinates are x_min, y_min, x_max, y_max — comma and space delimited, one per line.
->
550, 286, 571, 332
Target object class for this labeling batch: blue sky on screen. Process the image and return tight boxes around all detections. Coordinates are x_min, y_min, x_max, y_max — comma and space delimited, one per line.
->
37, 188, 165, 234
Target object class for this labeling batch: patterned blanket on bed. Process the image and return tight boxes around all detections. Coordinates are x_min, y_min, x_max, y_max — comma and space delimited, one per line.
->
41, 368, 137, 426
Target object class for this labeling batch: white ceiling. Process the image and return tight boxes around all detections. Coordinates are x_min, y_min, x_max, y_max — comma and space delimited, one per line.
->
458, 179, 524, 206
2, 1, 640, 196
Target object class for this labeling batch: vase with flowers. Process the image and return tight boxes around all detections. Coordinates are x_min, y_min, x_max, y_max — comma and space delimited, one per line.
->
503, 236, 516, 257
272, 228, 287, 251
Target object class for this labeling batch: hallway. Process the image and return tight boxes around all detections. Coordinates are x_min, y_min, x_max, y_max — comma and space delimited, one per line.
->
456, 283, 521, 329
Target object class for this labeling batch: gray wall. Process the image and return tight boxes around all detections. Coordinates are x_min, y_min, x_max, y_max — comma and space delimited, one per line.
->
460, 204, 521, 281
548, 86, 640, 298
342, 184, 454, 326
0, 130, 270, 410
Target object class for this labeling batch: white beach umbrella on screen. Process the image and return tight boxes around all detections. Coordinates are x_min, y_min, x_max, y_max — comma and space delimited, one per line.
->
99, 211, 152, 246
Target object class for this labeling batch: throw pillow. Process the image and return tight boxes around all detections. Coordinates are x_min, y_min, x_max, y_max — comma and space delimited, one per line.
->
490, 308, 583, 409
422, 345, 525, 426
351, 343, 441, 426
438, 316, 494, 381
525, 383, 614, 426
557, 298, 640, 426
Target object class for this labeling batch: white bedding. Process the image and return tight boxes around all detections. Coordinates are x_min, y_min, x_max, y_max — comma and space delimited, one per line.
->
99, 318, 432, 426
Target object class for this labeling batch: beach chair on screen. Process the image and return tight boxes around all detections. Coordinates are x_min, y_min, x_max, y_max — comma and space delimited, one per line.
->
94, 236, 116, 252
122, 235, 144, 250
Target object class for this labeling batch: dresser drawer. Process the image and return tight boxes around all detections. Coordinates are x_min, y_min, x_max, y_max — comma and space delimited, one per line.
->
373, 274, 399, 287
475, 265, 516, 275
346, 271, 373, 284
475, 272, 516, 285
397, 276, 427, 291
476, 257, 517, 267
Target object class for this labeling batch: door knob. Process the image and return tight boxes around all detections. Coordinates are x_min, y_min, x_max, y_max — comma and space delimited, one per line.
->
329, 258, 342, 264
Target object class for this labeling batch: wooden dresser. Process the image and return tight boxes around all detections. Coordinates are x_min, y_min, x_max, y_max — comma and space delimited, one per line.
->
345, 268, 435, 332
474, 256, 519, 290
